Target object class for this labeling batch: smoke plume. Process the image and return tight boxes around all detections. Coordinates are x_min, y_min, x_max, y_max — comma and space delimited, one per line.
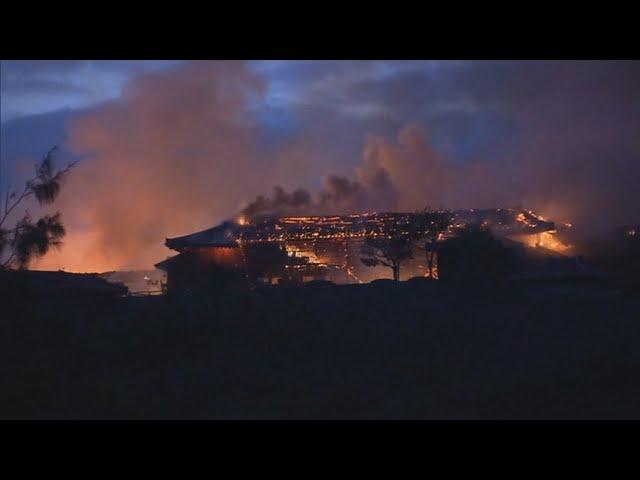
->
34, 62, 301, 270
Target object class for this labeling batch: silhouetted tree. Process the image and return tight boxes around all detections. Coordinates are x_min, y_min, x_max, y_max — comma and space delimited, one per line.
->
242, 243, 289, 283
437, 224, 517, 284
0, 147, 76, 269
360, 227, 413, 281
410, 208, 451, 278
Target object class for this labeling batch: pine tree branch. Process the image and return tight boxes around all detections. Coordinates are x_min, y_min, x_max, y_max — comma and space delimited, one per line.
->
0, 184, 32, 229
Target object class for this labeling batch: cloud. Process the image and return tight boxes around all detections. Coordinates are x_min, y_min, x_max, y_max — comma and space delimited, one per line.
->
1, 60, 183, 122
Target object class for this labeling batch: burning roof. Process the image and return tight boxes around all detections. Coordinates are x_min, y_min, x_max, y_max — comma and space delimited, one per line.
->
166, 220, 239, 250
165, 208, 557, 251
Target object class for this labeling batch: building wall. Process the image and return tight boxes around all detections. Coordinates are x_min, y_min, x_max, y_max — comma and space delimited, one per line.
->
164, 239, 432, 293
164, 248, 246, 295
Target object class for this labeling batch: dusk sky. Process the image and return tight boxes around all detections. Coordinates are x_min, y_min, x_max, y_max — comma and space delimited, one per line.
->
1, 60, 639, 271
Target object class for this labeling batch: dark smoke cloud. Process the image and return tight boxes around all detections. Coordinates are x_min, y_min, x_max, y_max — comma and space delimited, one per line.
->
241, 151, 400, 219
241, 186, 312, 218
318, 174, 371, 211
240, 174, 382, 219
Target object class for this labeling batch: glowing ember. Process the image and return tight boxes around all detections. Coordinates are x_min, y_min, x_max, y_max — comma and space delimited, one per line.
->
161, 207, 565, 284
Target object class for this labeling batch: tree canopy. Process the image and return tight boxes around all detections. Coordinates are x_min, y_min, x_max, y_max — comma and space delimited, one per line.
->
409, 208, 452, 278
360, 226, 413, 281
437, 224, 517, 284
1, 147, 76, 269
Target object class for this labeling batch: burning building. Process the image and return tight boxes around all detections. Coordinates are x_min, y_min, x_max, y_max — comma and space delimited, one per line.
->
155, 208, 564, 294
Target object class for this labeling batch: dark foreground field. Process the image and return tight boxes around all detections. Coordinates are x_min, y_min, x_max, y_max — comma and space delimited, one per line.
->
2, 281, 640, 419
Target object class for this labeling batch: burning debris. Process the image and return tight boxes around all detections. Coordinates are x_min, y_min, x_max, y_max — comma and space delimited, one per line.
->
157, 207, 571, 293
